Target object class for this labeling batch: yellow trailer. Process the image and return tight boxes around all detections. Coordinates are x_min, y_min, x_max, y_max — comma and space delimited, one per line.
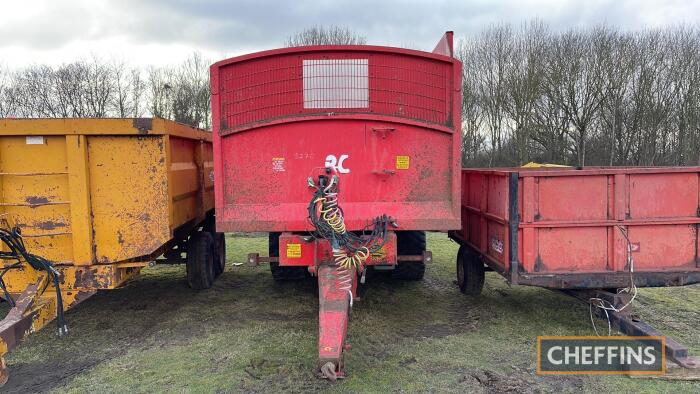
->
0, 118, 223, 384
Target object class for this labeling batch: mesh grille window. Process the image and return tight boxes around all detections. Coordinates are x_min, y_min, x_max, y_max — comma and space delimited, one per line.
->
303, 59, 368, 109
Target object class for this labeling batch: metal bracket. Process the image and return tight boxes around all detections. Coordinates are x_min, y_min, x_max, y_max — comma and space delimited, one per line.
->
371, 127, 396, 139
247, 253, 279, 266
397, 251, 432, 263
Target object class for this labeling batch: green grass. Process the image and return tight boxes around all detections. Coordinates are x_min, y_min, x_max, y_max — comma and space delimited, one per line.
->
2, 233, 699, 393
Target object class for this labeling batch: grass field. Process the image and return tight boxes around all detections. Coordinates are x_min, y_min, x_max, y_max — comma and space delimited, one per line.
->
2, 233, 699, 393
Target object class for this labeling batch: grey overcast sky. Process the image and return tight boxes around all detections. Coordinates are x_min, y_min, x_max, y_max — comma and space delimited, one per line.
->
0, 0, 698, 68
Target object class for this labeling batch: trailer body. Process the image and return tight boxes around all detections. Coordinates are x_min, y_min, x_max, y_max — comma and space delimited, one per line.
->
450, 167, 700, 288
210, 32, 461, 378
0, 118, 214, 380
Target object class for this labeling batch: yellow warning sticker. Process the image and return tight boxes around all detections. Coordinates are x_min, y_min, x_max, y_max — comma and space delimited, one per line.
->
286, 243, 302, 258
396, 155, 410, 170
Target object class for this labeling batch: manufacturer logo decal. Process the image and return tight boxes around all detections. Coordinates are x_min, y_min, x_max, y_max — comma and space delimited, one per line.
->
324, 154, 350, 174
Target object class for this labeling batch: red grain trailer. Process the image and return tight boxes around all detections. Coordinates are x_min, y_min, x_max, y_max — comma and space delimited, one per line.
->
211, 33, 461, 378
448, 167, 700, 368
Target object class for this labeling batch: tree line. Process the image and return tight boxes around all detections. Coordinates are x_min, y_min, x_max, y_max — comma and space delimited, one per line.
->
0, 26, 362, 131
0, 53, 211, 130
2, 23, 699, 167
458, 22, 700, 167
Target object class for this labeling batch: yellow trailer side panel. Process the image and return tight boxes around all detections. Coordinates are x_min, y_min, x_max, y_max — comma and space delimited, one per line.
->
0, 136, 73, 264
88, 136, 171, 264
0, 119, 213, 267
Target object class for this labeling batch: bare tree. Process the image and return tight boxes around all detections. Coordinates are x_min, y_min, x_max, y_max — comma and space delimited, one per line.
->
503, 20, 549, 165
148, 66, 174, 120
458, 41, 485, 166
171, 53, 211, 129
129, 68, 147, 118
285, 26, 366, 46
0, 64, 15, 117
463, 23, 513, 166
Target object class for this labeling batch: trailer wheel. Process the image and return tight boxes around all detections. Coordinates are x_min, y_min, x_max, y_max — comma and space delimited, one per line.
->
269, 232, 310, 281
456, 245, 485, 295
212, 232, 226, 277
392, 231, 426, 280
186, 231, 215, 289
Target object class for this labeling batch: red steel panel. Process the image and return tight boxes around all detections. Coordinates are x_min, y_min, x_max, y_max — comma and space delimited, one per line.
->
278, 232, 397, 266
458, 167, 700, 287
537, 175, 609, 221
536, 227, 609, 272
629, 172, 698, 219
212, 44, 461, 232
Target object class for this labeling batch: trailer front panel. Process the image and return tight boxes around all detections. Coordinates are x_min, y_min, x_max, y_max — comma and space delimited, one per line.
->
211, 44, 462, 233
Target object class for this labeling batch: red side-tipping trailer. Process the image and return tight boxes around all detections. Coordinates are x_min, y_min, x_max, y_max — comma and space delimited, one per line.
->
448, 167, 700, 369
210, 33, 462, 378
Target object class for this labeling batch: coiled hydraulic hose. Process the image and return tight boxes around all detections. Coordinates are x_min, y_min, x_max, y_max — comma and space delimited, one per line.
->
308, 174, 392, 270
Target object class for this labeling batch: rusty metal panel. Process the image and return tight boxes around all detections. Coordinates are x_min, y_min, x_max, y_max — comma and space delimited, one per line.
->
0, 119, 214, 268
0, 136, 73, 264
459, 167, 700, 289
536, 227, 609, 272
88, 135, 171, 263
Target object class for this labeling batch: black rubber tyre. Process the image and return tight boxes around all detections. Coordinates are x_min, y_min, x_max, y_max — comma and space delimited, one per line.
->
268, 232, 309, 281
186, 231, 215, 290
392, 231, 426, 280
456, 245, 485, 295
212, 232, 226, 278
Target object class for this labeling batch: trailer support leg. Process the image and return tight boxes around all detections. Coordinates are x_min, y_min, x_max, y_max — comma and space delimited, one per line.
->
317, 264, 356, 380
566, 290, 699, 369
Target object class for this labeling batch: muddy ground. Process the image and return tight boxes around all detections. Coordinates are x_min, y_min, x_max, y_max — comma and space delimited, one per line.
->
2, 233, 699, 393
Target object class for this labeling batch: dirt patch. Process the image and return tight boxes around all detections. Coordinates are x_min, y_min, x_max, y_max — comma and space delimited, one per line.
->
470, 369, 534, 393
3, 357, 107, 394
2, 268, 196, 392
